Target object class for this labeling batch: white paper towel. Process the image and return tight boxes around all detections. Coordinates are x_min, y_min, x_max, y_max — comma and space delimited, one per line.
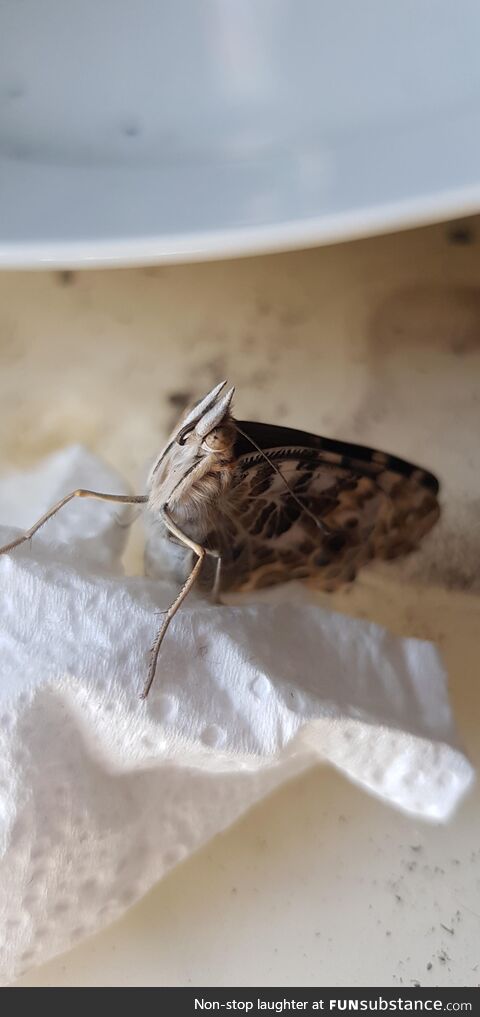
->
0, 447, 474, 984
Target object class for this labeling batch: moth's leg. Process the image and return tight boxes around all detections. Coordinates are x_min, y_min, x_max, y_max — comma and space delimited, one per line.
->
142, 547, 205, 700
141, 504, 208, 699
0, 490, 148, 555
211, 555, 223, 604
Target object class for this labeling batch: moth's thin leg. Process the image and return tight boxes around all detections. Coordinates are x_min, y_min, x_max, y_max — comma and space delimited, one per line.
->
211, 555, 223, 604
159, 505, 219, 558
141, 547, 205, 700
0, 490, 148, 555
140, 504, 219, 699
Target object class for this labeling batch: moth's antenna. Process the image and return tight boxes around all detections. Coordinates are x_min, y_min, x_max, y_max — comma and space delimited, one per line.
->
235, 424, 331, 536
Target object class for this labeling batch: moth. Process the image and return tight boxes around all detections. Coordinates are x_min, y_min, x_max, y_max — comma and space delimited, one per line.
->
0, 381, 440, 698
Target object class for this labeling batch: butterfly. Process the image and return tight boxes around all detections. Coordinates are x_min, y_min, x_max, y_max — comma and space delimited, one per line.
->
0, 381, 440, 698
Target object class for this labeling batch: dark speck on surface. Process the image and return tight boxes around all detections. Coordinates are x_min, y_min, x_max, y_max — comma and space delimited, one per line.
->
166, 390, 193, 431
447, 222, 475, 245
410, 844, 422, 852
242, 334, 255, 351
256, 300, 271, 317
426, 962, 433, 970
122, 120, 141, 138
168, 391, 192, 411
205, 357, 227, 384
6, 84, 25, 100
57, 270, 75, 287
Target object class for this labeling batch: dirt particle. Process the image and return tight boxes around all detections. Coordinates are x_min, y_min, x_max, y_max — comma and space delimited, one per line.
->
440, 923, 454, 935
249, 368, 269, 389
279, 307, 307, 327
447, 223, 474, 245
371, 283, 480, 357
242, 334, 256, 351
167, 391, 192, 411
122, 120, 141, 138
6, 84, 25, 100
57, 270, 75, 286
426, 962, 433, 971
205, 358, 227, 384
256, 300, 271, 317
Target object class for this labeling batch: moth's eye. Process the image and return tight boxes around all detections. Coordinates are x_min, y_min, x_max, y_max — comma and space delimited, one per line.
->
203, 427, 230, 452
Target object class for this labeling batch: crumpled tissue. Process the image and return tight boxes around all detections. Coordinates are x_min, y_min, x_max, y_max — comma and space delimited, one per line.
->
0, 446, 474, 983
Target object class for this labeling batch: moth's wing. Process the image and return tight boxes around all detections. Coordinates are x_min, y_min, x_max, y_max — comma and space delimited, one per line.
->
234, 420, 439, 492
217, 421, 440, 593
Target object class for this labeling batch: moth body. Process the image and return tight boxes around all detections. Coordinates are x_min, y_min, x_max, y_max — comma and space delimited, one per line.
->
145, 383, 440, 599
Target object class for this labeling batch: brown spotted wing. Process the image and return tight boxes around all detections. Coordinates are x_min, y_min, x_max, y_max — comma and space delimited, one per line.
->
214, 421, 440, 594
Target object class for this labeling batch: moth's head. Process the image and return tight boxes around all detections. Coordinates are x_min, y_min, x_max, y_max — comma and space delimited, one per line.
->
174, 380, 236, 456
148, 381, 237, 501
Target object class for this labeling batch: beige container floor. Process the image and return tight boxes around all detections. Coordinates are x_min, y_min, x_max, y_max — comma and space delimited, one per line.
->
3, 218, 479, 987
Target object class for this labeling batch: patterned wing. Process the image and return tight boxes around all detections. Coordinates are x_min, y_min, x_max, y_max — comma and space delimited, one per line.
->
215, 421, 440, 594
